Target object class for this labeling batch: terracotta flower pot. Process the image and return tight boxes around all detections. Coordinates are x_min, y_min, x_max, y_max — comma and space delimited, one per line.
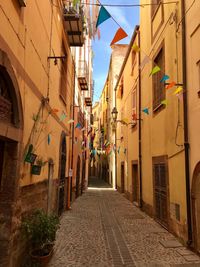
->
30, 243, 54, 266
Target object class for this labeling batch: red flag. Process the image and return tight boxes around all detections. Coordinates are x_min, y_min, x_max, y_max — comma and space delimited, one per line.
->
110, 28, 128, 46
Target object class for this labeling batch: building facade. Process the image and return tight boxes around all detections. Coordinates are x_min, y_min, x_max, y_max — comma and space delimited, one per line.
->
115, 27, 140, 203
185, 0, 200, 251
0, 0, 92, 265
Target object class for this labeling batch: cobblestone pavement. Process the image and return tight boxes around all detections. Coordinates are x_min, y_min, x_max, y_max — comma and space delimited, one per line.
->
49, 178, 200, 267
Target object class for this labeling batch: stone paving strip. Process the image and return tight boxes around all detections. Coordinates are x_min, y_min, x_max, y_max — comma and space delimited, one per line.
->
49, 189, 200, 267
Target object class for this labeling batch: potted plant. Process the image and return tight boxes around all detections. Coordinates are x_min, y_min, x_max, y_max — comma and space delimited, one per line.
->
31, 157, 47, 175
21, 209, 60, 266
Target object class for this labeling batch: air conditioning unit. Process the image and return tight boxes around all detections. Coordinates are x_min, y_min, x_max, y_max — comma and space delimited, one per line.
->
18, 0, 26, 7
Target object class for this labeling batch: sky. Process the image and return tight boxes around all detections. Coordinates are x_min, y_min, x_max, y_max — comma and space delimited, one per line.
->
92, 0, 140, 103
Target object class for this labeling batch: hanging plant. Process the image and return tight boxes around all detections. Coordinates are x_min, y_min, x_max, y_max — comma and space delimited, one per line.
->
31, 157, 47, 176
24, 144, 37, 164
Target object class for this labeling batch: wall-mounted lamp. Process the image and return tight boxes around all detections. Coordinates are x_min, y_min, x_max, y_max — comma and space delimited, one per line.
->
111, 107, 118, 122
48, 56, 66, 65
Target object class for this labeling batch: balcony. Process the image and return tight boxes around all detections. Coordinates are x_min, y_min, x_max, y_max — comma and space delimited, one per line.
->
63, 2, 85, 47
78, 60, 89, 90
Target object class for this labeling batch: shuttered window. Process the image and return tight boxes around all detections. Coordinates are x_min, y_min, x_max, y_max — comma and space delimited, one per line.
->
153, 48, 165, 110
60, 44, 67, 104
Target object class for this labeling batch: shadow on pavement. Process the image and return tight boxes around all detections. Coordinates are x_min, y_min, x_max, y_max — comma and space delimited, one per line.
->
88, 176, 112, 189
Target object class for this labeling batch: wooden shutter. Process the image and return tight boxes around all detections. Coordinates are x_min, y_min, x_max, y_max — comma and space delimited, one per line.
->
153, 48, 165, 110
60, 44, 67, 104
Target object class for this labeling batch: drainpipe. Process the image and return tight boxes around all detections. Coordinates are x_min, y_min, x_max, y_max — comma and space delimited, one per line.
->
181, 0, 192, 246
69, 60, 76, 206
138, 29, 143, 208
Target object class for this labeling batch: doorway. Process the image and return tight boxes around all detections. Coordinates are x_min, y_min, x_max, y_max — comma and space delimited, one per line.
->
58, 133, 67, 216
132, 163, 138, 202
76, 156, 81, 198
153, 159, 168, 227
191, 162, 200, 251
121, 162, 125, 193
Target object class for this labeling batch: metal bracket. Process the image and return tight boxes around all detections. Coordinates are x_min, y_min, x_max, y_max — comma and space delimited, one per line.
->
48, 56, 67, 65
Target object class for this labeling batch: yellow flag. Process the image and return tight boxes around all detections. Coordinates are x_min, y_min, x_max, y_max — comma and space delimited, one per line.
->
173, 86, 183, 95
122, 118, 129, 124
132, 44, 140, 52
149, 66, 161, 76
161, 99, 168, 106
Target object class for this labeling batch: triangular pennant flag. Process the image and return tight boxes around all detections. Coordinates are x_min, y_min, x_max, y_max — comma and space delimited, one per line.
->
75, 123, 82, 129
122, 118, 129, 124
118, 147, 120, 154
140, 56, 151, 69
173, 86, 183, 95
160, 75, 170, 83
73, 0, 79, 6
149, 66, 161, 76
161, 99, 168, 106
132, 44, 140, 52
48, 135, 50, 145
96, 6, 111, 28
166, 81, 176, 89
110, 28, 128, 46
67, 119, 74, 124
142, 108, 149, 115
51, 108, 59, 113
60, 112, 67, 122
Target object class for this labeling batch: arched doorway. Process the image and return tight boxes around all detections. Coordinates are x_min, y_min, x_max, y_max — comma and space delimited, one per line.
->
0, 50, 23, 266
81, 154, 85, 195
76, 155, 81, 198
58, 132, 67, 215
191, 162, 200, 251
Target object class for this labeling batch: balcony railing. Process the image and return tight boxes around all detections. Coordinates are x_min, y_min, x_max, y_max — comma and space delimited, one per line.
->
78, 60, 89, 90
63, 1, 85, 47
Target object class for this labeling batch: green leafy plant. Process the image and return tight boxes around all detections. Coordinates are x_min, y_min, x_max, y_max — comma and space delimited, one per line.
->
35, 157, 47, 167
21, 209, 59, 250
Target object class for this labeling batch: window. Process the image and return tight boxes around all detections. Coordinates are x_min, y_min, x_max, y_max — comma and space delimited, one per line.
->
152, 0, 161, 18
60, 43, 67, 104
153, 47, 165, 110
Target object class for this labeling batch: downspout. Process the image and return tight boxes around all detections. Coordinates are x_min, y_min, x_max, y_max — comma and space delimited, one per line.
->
70, 60, 76, 205
181, 0, 192, 246
138, 29, 143, 208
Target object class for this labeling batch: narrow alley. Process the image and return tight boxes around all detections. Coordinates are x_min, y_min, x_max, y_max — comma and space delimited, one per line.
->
49, 177, 200, 267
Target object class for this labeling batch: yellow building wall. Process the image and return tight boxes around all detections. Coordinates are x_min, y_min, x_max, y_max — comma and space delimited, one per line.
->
116, 33, 139, 200
140, 0, 187, 241
0, 1, 73, 186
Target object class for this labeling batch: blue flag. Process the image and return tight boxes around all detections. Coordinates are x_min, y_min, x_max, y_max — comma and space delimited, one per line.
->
96, 6, 111, 28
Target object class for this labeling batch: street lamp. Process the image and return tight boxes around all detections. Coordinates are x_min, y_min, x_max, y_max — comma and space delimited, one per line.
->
111, 107, 118, 122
